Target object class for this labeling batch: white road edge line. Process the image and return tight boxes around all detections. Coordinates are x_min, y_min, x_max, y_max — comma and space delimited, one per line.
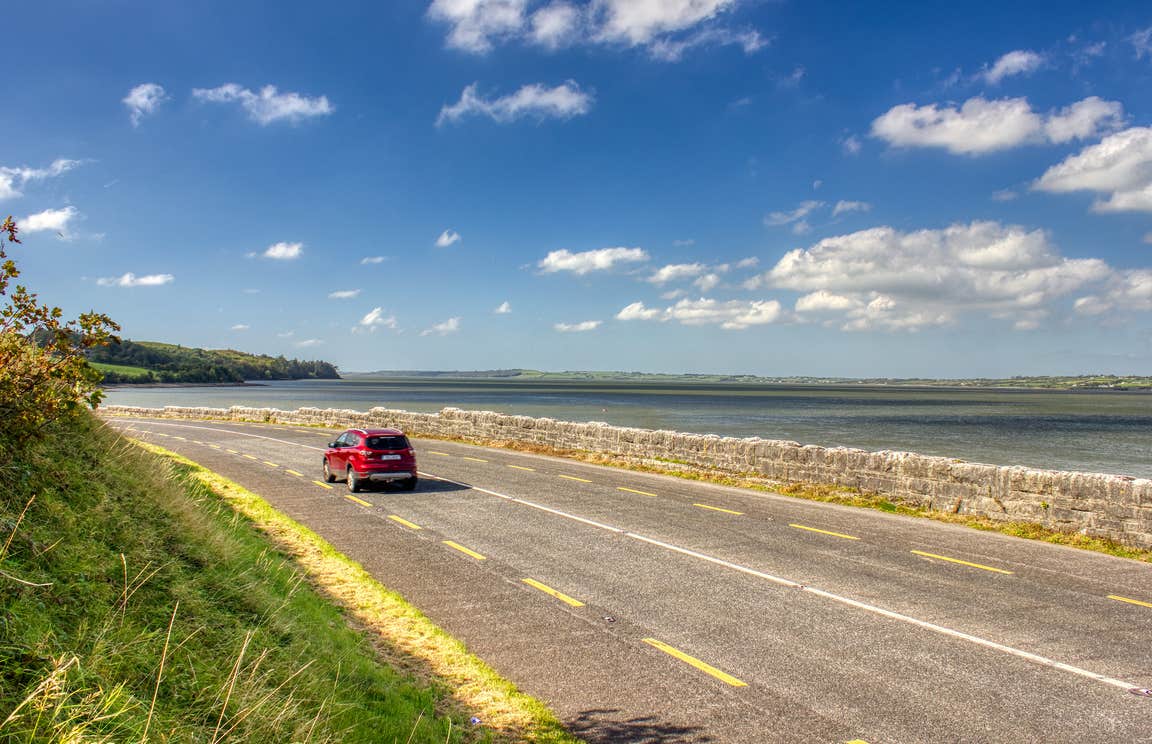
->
111, 418, 1143, 693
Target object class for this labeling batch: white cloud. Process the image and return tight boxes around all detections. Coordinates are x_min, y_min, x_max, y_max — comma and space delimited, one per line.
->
672, 238, 695, 247
328, 289, 361, 299
871, 96, 1123, 155
122, 83, 167, 126
436, 229, 462, 247
494, 301, 512, 314
1034, 127, 1152, 213
1131, 27, 1152, 60
192, 84, 333, 125
648, 262, 706, 283
358, 307, 398, 332
231, 323, 250, 331
832, 200, 871, 216
992, 189, 1018, 202
694, 273, 721, 292
1144, 232, 1152, 245
427, 0, 762, 60
982, 50, 1044, 84
765, 221, 1112, 331
360, 255, 388, 264
841, 135, 862, 155
765, 200, 823, 228
538, 246, 648, 274
296, 338, 325, 348
21, 206, 79, 237
617, 297, 782, 330
422, 317, 461, 336
97, 272, 174, 288
437, 81, 593, 125
0, 158, 83, 201
262, 241, 303, 260
554, 319, 601, 332
735, 256, 759, 269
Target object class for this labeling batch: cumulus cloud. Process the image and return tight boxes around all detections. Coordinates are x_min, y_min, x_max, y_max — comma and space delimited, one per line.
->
832, 200, 871, 216
422, 317, 461, 336
554, 320, 601, 332
648, 262, 707, 283
763, 221, 1112, 331
427, 0, 762, 60
123, 83, 167, 126
328, 289, 361, 299
871, 96, 1124, 155
262, 241, 303, 260
192, 84, 333, 125
0, 158, 83, 201
765, 200, 822, 234
694, 273, 721, 292
1034, 127, 1152, 213
494, 301, 512, 314
21, 206, 79, 237
436, 229, 462, 246
617, 298, 782, 330
437, 81, 592, 125
357, 307, 398, 332
982, 50, 1044, 84
97, 272, 174, 287
1073, 270, 1152, 316
538, 246, 648, 274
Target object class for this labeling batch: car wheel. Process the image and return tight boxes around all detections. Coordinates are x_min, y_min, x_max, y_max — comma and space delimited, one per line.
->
399, 476, 418, 492
347, 467, 362, 493
323, 457, 336, 483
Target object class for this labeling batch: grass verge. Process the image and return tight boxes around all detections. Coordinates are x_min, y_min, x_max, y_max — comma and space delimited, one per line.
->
0, 411, 576, 742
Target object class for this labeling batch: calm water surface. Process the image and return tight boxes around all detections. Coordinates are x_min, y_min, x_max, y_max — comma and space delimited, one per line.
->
104, 378, 1152, 478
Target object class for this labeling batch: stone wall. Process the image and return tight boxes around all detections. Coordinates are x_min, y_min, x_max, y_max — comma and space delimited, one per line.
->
101, 404, 1152, 549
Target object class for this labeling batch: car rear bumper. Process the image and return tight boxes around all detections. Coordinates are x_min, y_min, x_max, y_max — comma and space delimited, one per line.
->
362, 470, 415, 482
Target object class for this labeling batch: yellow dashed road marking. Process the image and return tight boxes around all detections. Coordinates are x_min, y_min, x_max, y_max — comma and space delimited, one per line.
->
285, 469, 304, 477
226, 449, 239, 454
1108, 594, 1152, 609
208, 444, 221, 449
559, 474, 592, 483
313, 481, 334, 490
642, 638, 746, 687
911, 550, 1012, 575
443, 541, 486, 560
344, 494, 372, 507
618, 486, 657, 497
242, 454, 259, 461
171, 436, 187, 441
463, 456, 489, 463
263, 461, 279, 467
694, 503, 744, 515
429, 451, 452, 457
789, 523, 860, 540
508, 465, 535, 471
522, 578, 584, 607
388, 515, 422, 530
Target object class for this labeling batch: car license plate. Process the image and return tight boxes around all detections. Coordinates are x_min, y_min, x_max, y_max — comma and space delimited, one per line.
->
378, 454, 402, 460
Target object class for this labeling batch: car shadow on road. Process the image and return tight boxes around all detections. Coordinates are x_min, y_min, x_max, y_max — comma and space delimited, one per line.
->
409, 478, 471, 493
566, 709, 713, 743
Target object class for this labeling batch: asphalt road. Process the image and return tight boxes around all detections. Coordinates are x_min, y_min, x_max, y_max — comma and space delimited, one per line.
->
104, 416, 1152, 744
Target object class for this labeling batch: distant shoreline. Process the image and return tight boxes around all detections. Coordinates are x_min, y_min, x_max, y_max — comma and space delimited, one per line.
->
101, 382, 266, 389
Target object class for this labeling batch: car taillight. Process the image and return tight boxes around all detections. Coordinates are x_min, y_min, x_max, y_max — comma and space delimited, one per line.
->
359, 449, 372, 457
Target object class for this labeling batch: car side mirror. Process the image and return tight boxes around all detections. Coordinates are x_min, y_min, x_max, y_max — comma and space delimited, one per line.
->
327, 441, 338, 448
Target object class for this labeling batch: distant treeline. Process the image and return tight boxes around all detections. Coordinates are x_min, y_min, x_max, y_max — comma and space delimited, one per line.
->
89, 339, 340, 384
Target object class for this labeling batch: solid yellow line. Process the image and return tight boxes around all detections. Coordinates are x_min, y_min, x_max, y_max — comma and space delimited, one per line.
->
507, 465, 535, 471
559, 474, 592, 483
443, 541, 486, 560
388, 515, 422, 530
522, 578, 584, 607
642, 638, 746, 687
618, 487, 658, 497
263, 461, 279, 467
312, 480, 334, 490
694, 503, 744, 515
789, 523, 860, 540
911, 550, 1013, 574
463, 456, 488, 463
1108, 594, 1152, 609
429, 451, 452, 456
344, 494, 372, 507
285, 469, 304, 477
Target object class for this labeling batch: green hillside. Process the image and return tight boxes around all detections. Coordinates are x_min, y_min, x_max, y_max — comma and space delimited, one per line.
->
89, 339, 340, 384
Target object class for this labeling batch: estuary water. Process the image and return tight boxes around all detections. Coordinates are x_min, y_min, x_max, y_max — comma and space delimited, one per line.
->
103, 378, 1152, 478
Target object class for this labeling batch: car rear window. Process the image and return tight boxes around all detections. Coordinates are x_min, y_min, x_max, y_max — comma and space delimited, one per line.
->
365, 435, 409, 450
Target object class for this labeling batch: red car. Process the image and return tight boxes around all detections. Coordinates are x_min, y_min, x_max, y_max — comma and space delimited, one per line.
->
323, 428, 418, 492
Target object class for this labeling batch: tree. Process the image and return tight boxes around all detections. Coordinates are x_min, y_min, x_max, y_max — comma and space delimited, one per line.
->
0, 216, 120, 454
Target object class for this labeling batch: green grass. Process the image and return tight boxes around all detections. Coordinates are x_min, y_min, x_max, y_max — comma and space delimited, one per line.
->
0, 412, 573, 742
89, 361, 154, 377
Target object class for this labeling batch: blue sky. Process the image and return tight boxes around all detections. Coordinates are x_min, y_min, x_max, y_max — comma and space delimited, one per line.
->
5, 1, 1152, 376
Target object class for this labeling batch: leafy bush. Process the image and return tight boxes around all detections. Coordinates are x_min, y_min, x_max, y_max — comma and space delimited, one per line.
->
0, 217, 119, 456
